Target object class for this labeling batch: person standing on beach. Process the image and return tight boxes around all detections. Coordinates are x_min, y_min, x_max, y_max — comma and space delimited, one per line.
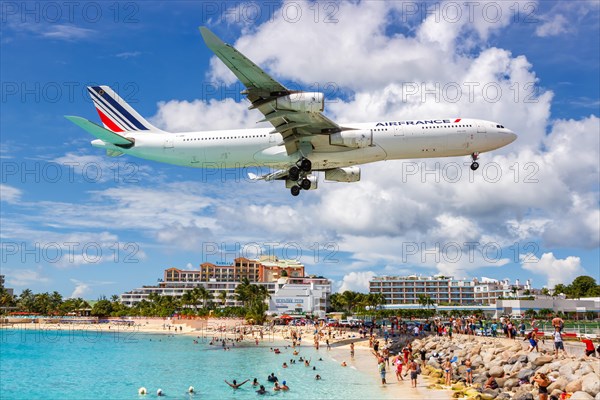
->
419, 348, 426, 367
378, 359, 387, 384
552, 327, 567, 357
551, 315, 564, 332
528, 332, 539, 352
350, 342, 355, 358
443, 358, 452, 386
408, 359, 418, 388
394, 355, 404, 381
464, 358, 473, 386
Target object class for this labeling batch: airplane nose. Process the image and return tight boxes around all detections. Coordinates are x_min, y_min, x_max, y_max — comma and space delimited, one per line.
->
507, 131, 518, 144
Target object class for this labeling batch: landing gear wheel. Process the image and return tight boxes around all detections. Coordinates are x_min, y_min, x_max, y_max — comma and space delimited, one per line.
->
300, 178, 311, 190
299, 158, 312, 172
290, 186, 301, 196
470, 161, 479, 171
288, 166, 300, 181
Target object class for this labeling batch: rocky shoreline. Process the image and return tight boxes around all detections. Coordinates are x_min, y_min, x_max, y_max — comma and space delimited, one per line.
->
403, 334, 600, 400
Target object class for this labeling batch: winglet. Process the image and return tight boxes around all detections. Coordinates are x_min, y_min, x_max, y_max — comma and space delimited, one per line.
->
199, 27, 226, 50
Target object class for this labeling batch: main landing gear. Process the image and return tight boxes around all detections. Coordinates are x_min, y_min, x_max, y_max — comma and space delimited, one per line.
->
470, 152, 480, 171
289, 158, 313, 196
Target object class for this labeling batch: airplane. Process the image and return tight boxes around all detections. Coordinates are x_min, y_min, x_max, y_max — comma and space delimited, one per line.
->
66, 27, 517, 196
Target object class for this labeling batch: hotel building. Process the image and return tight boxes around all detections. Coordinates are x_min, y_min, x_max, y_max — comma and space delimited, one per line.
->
369, 275, 532, 306
120, 257, 330, 317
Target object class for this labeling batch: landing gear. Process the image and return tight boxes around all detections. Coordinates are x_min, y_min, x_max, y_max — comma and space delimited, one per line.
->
300, 178, 312, 190
288, 158, 313, 196
470, 152, 480, 171
299, 158, 312, 172
288, 166, 300, 181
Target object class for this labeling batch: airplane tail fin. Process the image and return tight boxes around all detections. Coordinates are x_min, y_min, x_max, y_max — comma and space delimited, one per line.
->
87, 85, 163, 133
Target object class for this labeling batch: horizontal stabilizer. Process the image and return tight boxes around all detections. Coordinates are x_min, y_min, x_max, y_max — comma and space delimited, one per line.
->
106, 149, 124, 157
65, 116, 134, 146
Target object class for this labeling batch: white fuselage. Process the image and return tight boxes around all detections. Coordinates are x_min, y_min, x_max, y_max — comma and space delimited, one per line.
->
92, 118, 517, 170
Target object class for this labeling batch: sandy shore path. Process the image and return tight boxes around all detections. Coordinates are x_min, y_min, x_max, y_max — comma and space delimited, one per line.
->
326, 339, 453, 400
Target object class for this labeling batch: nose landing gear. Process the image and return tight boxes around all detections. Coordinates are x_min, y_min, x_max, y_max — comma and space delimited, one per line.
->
470, 152, 480, 171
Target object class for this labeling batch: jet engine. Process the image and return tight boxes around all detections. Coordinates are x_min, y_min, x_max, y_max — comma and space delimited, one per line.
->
329, 130, 372, 148
275, 92, 324, 113
324, 167, 361, 182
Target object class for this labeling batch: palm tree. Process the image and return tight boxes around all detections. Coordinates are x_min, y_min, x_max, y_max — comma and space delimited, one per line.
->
218, 290, 228, 307
341, 291, 360, 314
235, 278, 253, 307
18, 289, 35, 312
191, 286, 211, 310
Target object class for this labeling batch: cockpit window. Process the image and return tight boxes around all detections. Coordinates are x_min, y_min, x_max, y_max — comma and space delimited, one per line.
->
496, 124, 505, 128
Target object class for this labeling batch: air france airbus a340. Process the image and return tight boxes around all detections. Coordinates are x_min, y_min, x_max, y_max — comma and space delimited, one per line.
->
67, 28, 517, 196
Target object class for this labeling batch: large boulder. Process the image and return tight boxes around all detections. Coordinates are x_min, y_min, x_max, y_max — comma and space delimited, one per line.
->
471, 355, 484, 368
579, 363, 595, 376
527, 352, 541, 363
571, 392, 594, 400
481, 388, 500, 399
489, 366, 505, 378
513, 393, 534, 400
532, 355, 554, 366
504, 378, 518, 390
517, 368, 535, 380
518, 354, 529, 363
566, 378, 584, 393
548, 376, 569, 392
559, 360, 581, 381
582, 373, 600, 397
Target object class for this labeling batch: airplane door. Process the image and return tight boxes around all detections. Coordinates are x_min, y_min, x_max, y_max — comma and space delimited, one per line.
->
477, 123, 486, 133
164, 137, 174, 148
394, 125, 405, 136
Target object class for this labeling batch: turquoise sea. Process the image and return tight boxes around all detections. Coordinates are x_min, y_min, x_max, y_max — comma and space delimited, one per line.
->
0, 327, 390, 399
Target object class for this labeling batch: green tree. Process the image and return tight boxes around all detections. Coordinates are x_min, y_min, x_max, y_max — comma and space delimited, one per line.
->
553, 283, 570, 297
218, 290, 228, 307
538, 308, 553, 318
91, 299, 114, 317
570, 276, 599, 298
524, 308, 537, 318
18, 289, 35, 312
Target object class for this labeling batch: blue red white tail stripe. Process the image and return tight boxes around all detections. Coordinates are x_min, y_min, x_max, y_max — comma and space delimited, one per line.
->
87, 86, 154, 132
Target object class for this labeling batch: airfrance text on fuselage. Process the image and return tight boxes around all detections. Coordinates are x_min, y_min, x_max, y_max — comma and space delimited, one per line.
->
375, 119, 460, 127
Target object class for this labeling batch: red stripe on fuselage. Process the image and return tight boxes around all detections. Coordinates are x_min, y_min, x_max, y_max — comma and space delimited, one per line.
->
454, 118, 462, 123
95, 107, 124, 132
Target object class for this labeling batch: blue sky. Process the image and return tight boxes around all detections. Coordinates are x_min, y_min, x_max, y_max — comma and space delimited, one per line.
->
1, 1, 599, 299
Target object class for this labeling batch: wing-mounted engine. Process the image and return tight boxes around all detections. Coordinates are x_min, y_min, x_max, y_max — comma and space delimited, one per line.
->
275, 92, 324, 113
324, 167, 361, 182
329, 130, 373, 148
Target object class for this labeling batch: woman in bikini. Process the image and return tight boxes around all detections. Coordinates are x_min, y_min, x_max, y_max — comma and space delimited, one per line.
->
464, 358, 473, 386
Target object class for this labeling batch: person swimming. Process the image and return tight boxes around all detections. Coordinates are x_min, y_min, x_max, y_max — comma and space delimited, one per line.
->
267, 373, 278, 382
225, 379, 249, 389
252, 378, 259, 386
256, 385, 267, 395
315, 374, 322, 380
281, 381, 289, 391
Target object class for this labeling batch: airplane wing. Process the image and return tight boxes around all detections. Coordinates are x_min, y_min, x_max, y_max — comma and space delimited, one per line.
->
200, 27, 341, 155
